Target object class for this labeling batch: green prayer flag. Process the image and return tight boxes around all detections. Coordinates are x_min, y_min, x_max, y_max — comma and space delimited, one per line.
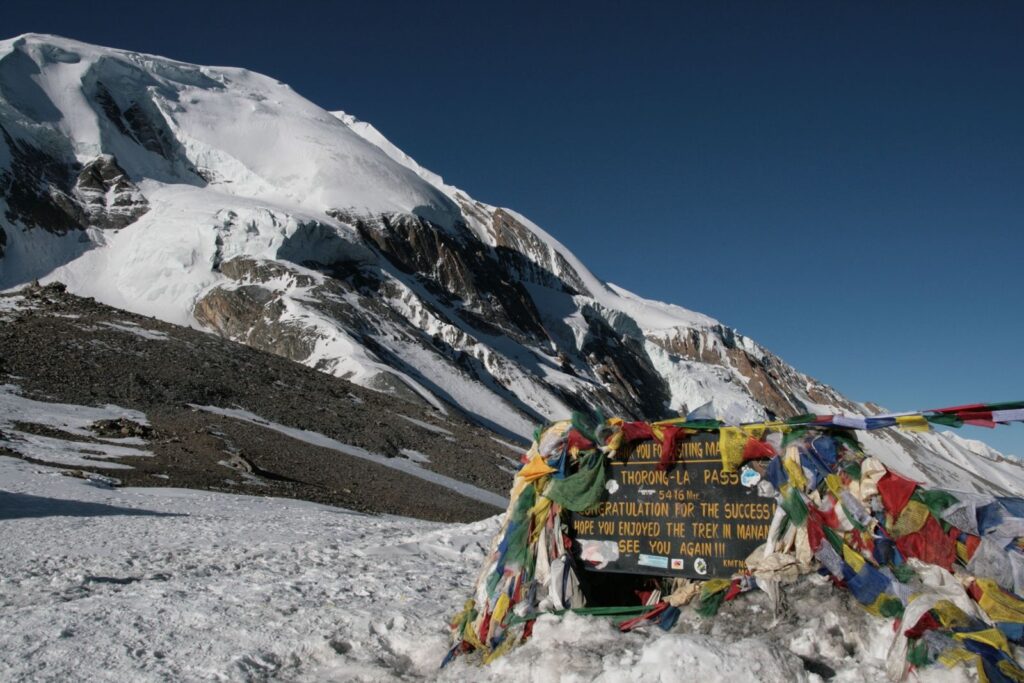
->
543, 450, 606, 512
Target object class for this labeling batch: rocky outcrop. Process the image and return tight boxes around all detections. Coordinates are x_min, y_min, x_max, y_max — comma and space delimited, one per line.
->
194, 284, 331, 370
72, 154, 149, 230
194, 258, 318, 362
335, 209, 551, 343
0, 124, 80, 234
579, 305, 672, 418
0, 128, 147, 235
490, 209, 588, 295
217, 256, 318, 287
90, 79, 179, 162
648, 325, 860, 419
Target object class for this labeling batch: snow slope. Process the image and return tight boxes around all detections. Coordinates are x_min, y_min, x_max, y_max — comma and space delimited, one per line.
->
2, 456, 971, 683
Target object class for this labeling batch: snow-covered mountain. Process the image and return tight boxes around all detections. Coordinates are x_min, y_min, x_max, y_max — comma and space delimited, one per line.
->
0, 33, 1019, 494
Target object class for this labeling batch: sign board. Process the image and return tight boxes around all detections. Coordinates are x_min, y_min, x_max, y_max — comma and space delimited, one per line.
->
569, 432, 776, 580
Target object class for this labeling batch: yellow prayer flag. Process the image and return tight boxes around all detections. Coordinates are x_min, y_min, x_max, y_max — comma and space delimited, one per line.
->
719, 427, 746, 473
842, 544, 866, 573
977, 578, 1024, 624
519, 455, 557, 482
891, 500, 931, 537
783, 455, 808, 491
954, 628, 1011, 654
937, 648, 979, 670
932, 600, 972, 629
896, 415, 931, 432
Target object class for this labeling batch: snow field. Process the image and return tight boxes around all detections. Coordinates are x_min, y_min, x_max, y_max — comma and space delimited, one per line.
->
0, 456, 976, 682
0, 456, 495, 682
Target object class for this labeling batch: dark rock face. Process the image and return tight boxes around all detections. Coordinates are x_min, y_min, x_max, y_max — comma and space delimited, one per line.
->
218, 257, 318, 286
0, 124, 80, 235
194, 282, 317, 364
0, 226, 6, 258
0, 125, 147, 235
490, 208, 588, 295
88, 76, 186, 167
340, 209, 552, 344
73, 155, 149, 230
578, 305, 672, 419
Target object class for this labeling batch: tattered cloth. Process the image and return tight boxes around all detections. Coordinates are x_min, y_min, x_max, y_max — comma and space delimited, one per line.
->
446, 409, 1024, 682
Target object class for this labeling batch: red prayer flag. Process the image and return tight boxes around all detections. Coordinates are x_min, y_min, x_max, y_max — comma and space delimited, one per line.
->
620, 421, 654, 443
877, 472, 919, 516
657, 425, 685, 471
806, 514, 824, 552
895, 517, 957, 571
566, 430, 595, 451
819, 496, 841, 529
904, 611, 941, 639
522, 620, 535, 640
931, 403, 987, 414
742, 437, 776, 460
964, 534, 982, 561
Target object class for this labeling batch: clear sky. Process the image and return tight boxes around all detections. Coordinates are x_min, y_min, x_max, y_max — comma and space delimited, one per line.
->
6, 1, 1023, 455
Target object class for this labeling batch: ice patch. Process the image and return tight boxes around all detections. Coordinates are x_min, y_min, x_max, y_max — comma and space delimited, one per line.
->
397, 414, 454, 436
489, 436, 527, 454
99, 320, 170, 341
399, 448, 431, 464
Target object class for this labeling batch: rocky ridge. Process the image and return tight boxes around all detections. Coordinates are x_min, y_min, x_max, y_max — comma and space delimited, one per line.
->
0, 284, 518, 522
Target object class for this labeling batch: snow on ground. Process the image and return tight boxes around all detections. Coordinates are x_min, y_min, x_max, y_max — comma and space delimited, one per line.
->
398, 448, 431, 464
396, 414, 454, 437
0, 456, 493, 682
491, 435, 529, 453
98, 320, 171, 341
0, 294, 32, 320
0, 456, 974, 682
0, 384, 152, 469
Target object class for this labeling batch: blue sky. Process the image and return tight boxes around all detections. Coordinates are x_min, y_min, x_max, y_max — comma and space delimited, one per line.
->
7, 1, 1023, 455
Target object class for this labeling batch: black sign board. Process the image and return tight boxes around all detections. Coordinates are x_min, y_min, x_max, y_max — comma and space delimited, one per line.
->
569, 432, 776, 580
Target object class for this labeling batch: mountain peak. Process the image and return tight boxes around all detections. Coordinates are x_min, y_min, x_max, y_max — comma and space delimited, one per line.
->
0, 35, 1015, 492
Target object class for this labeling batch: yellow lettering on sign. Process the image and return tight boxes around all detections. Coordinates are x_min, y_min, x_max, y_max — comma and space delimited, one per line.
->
618, 520, 662, 536
700, 502, 720, 517
674, 502, 695, 517
648, 540, 671, 554
618, 538, 639, 553
666, 522, 686, 537
704, 469, 739, 486
690, 522, 720, 539
620, 469, 669, 486
677, 541, 713, 556
736, 523, 770, 541
724, 502, 774, 520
